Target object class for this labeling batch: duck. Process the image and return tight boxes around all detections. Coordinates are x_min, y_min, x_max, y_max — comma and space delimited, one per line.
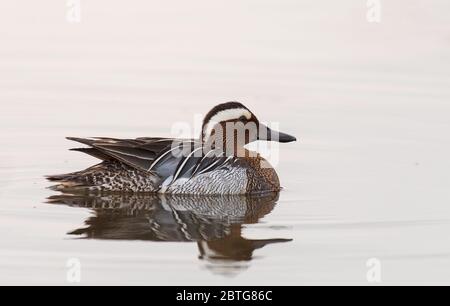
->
47, 101, 296, 195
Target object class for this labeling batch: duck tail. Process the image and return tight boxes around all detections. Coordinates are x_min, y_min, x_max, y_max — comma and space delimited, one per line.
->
46, 173, 86, 192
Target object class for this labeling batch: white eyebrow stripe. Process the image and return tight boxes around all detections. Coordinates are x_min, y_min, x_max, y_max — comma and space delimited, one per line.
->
203, 108, 252, 139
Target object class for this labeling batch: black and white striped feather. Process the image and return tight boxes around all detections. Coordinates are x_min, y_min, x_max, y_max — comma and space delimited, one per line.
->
65, 137, 238, 188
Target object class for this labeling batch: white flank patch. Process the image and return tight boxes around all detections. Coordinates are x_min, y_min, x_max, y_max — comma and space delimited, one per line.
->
203, 108, 252, 139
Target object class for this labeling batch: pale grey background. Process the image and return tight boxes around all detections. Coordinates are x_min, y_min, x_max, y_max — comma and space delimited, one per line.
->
0, 0, 449, 285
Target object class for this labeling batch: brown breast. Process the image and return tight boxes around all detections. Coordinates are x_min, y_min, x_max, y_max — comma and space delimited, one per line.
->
235, 153, 281, 193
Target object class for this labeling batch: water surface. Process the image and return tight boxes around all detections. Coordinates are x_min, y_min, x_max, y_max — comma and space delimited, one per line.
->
1, 1, 450, 285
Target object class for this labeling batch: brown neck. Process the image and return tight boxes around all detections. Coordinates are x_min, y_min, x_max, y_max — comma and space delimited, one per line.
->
202, 121, 258, 157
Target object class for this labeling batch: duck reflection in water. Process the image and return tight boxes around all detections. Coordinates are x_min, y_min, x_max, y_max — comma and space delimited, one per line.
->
47, 192, 291, 275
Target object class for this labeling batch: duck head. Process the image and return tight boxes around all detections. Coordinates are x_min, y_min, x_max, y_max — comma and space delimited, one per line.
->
201, 102, 296, 156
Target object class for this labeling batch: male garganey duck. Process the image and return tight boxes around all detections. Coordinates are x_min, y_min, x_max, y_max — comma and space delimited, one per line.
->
47, 102, 296, 195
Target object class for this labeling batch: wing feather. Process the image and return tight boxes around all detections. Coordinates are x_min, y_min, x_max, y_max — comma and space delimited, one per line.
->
67, 137, 236, 185
67, 137, 185, 172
